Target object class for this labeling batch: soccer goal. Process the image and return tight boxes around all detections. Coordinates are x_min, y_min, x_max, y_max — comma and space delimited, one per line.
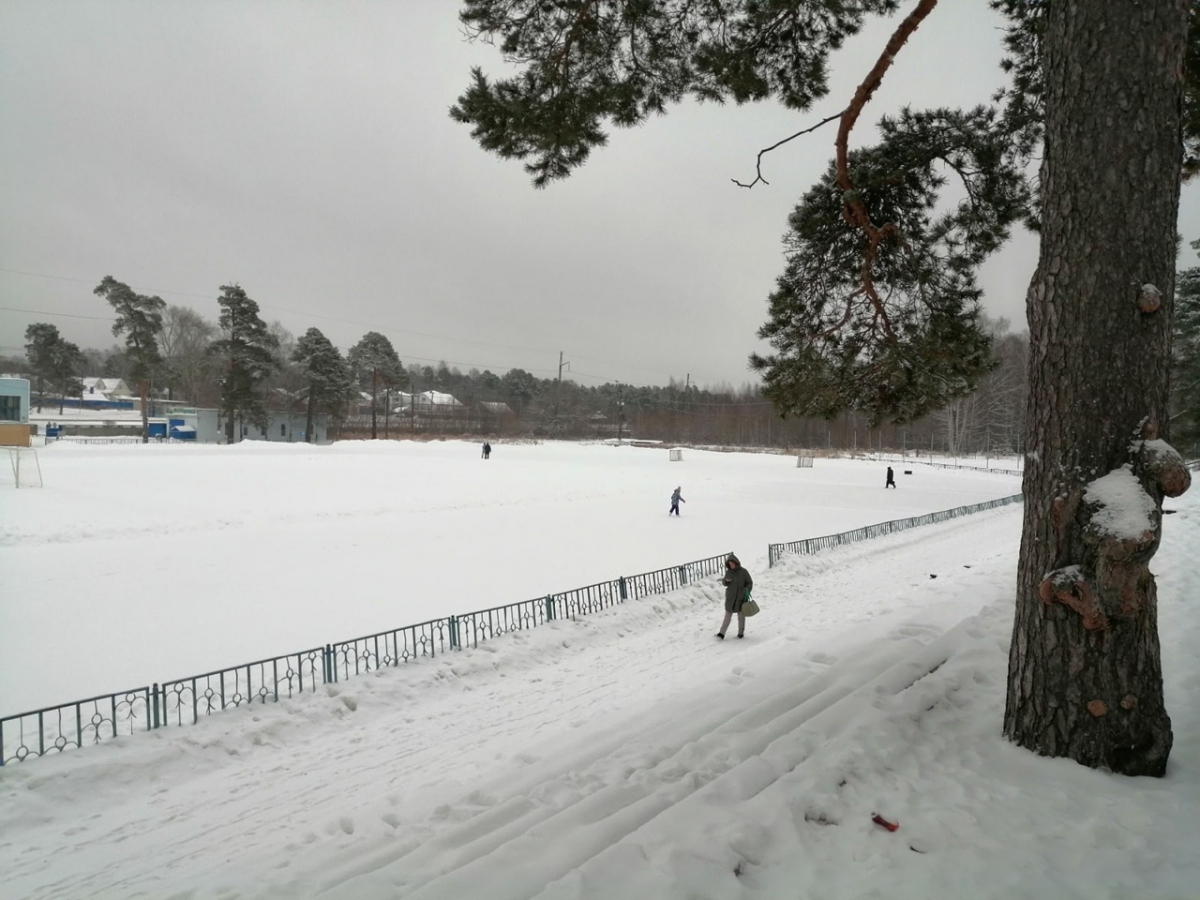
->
5, 447, 43, 489
796, 455, 814, 468
669, 449, 683, 462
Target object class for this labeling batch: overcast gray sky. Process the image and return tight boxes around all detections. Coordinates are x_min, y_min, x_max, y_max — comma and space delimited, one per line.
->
2, 1, 1198, 389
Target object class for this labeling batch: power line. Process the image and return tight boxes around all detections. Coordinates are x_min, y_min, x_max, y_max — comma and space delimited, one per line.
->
0, 265, 702, 386
0, 264, 669, 374
0, 305, 116, 322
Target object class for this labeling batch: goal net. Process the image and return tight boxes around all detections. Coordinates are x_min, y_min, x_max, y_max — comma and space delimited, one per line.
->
5, 447, 43, 488
669, 449, 683, 462
796, 455, 814, 468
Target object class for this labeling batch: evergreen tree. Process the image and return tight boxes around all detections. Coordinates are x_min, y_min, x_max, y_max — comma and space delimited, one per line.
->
348, 331, 406, 439
93, 275, 166, 443
501, 367, 538, 416
452, 0, 1197, 775
1172, 241, 1200, 455
50, 338, 85, 415
292, 327, 353, 443
23, 322, 60, 412
209, 284, 278, 443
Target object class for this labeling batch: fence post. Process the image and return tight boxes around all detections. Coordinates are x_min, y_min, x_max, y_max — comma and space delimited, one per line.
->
679, 566, 687, 586
449, 615, 459, 650
323, 644, 334, 684
151, 684, 160, 729
545, 596, 555, 622
619, 576, 627, 601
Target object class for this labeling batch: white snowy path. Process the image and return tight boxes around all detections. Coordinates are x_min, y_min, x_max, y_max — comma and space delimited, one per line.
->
2, 493, 1197, 899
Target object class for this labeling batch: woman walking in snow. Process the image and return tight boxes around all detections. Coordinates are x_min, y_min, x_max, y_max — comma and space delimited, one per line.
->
717, 553, 753, 639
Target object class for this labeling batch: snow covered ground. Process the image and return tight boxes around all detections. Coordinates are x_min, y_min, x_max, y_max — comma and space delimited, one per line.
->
0, 440, 1015, 714
1, 442, 1196, 899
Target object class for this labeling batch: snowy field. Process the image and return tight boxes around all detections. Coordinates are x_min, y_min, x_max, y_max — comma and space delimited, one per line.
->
0, 440, 1015, 715
1, 442, 1197, 899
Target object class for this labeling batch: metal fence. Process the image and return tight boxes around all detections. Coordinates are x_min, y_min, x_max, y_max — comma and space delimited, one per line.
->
913, 460, 1023, 476
767, 493, 1023, 568
2, 496, 1022, 766
0, 550, 731, 766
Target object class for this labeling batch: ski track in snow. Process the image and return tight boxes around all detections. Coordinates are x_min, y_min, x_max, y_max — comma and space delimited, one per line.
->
2, 478, 1197, 899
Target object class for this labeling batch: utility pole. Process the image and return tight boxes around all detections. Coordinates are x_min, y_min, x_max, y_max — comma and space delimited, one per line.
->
552, 352, 569, 435
616, 385, 625, 444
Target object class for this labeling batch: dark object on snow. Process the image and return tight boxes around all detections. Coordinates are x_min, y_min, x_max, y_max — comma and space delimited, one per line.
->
904, 470, 912, 475
929, 574, 938, 579
718, 554, 754, 639
872, 813, 900, 832
669, 486, 685, 515
886, 466, 897, 488
481, 442, 492, 459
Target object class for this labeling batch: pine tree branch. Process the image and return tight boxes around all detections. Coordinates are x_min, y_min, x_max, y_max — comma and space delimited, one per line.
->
731, 109, 847, 189
835, 0, 940, 342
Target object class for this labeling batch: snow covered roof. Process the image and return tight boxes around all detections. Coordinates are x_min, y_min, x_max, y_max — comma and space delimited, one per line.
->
397, 390, 465, 408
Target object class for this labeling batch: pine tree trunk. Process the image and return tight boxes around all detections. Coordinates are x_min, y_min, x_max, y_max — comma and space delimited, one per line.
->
370, 371, 378, 440
1004, 0, 1192, 776
305, 386, 315, 444
140, 380, 149, 444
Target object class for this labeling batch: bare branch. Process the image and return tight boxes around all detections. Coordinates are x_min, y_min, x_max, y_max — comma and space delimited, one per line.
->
731, 109, 847, 189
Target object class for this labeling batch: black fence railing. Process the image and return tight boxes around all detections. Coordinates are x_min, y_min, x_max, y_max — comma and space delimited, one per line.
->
0, 689, 152, 764
914, 461, 1023, 476
0, 551, 730, 767
2, 498, 1021, 766
767, 494, 1023, 568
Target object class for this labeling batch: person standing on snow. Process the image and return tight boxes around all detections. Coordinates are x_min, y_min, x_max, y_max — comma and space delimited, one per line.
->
885, 466, 896, 488
669, 486, 686, 515
717, 553, 753, 639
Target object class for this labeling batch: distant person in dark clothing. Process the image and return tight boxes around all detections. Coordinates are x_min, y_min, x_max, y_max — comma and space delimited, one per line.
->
717, 554, 753, 639
886, 466, 896, 488
482, 442, 492, 459
669, 486, 685, 515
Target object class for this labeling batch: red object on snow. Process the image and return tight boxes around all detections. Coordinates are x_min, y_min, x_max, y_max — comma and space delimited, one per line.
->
872, 813, 899, 832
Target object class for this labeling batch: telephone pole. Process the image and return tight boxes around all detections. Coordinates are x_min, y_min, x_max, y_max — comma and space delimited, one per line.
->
552, 351, 569, 434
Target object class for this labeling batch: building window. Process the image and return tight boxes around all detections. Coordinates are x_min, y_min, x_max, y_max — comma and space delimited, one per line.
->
280, 423, 286, 436
0, 395, 20, 422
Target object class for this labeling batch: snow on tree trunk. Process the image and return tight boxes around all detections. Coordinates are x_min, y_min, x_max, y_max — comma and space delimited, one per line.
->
1004, 0, 1192, 776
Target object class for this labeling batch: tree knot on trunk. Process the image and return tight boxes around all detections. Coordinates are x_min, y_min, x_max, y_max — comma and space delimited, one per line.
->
1130, 437, 1192, 499
1087, 700, 1108, 717
1137, 283, 1162, 313
1039, 565, 1108, 630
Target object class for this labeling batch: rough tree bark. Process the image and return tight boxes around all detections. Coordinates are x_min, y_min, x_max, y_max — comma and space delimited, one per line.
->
1004, 0, 1193, 776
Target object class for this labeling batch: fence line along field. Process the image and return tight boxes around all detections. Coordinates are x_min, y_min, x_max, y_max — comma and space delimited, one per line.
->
0, 440, 1020, 717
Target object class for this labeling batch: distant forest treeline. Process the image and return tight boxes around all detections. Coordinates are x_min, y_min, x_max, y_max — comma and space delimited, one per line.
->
3, 305, 1031, 454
